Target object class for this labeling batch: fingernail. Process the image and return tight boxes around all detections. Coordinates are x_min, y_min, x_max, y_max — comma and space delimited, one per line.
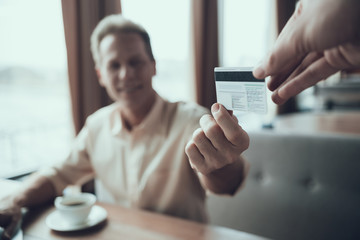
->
278, 87, 285, 98
271, 91, 285, 105
253, 65, 265, 79
211, 103, 220, 113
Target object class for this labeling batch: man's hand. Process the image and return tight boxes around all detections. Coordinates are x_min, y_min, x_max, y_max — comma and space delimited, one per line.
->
0, 175, 57, 240
253, 0, 360, 105
0, 197, 22, 240
185, 103, 249, 194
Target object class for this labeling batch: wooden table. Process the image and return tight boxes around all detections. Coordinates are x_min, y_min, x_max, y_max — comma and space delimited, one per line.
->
273, 111, 360, 136
0, 179, 268, 240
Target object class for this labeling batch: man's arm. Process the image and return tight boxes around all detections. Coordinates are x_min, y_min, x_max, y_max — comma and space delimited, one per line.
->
11, 173, 56, 207
185, 103, 249, 195
0, 174, 56, 240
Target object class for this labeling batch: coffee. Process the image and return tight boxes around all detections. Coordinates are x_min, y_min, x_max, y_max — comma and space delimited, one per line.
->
63, 201, 85, 207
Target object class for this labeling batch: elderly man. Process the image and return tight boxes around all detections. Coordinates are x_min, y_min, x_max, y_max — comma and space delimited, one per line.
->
0, 14, 249, 239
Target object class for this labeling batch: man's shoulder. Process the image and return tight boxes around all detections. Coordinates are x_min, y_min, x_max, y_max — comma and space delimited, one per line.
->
86, 103, 118, 125
160, 99, 209, 132
165, 100, 209, 120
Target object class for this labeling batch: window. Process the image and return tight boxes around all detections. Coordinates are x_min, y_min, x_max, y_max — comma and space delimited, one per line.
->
218, 0, 277, 130
0, 0, 73, 178
122, 0, 277, 129
121, 0, 193, 102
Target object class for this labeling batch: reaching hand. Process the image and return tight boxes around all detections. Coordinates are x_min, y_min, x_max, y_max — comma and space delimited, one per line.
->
253, 0, 360, 105
185, 103, 249, 176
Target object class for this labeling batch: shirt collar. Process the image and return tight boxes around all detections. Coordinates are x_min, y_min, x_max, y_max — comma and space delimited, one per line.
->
111, 94, 165, 137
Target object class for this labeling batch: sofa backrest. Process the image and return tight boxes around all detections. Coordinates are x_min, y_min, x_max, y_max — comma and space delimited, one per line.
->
207, 130, 360, 240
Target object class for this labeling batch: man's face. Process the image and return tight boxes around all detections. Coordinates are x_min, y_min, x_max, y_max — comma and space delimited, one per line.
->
97, 32, 156, 108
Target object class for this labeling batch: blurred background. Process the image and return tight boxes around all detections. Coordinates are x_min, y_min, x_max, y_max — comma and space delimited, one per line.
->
1, 0, 359, 178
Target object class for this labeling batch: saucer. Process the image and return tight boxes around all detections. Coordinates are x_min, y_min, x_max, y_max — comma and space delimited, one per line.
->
46, 205, 107, 232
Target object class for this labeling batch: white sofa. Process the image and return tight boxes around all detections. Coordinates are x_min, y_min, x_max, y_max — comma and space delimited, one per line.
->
207, 130, 360, 240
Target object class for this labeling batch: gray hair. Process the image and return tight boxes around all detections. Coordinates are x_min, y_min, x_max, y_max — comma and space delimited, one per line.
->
90, 14, 155, 67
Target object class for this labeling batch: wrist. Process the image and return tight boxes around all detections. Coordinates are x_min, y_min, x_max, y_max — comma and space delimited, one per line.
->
11, 194, 26, 208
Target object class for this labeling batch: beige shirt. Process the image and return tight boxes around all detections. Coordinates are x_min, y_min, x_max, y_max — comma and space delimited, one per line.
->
40, 95, 210, 222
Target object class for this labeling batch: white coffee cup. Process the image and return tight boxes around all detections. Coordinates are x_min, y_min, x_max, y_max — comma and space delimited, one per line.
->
54, 192, 96, 224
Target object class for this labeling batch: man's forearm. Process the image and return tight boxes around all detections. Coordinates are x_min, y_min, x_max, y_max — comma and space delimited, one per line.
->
12, 174, 56, 208
200, 156, 248, 195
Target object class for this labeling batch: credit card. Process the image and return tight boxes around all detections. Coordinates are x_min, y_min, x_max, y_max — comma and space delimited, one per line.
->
214, 67, 267, 114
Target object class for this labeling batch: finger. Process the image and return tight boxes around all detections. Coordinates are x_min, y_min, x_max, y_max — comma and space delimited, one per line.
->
4, 212, 21, 240
199, 114, 241, 166
211, 103, 249, 151
185, 138, 205, 172
254, 1, 306, 79
268, 52, 322, 91
191, 128, 217, 160
325, 43, 360, 69
267, 65, 298, 91
269, 51, 322, 97
287, 52, 323, 80
271, 91, 286, 105
273, 57, 338, 104
231, 113, 238, 124
199, 114, 228, 151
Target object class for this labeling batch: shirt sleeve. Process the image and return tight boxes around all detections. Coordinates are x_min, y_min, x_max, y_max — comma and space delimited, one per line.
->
38, 125, 95, 195
232, 157, 250, 195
